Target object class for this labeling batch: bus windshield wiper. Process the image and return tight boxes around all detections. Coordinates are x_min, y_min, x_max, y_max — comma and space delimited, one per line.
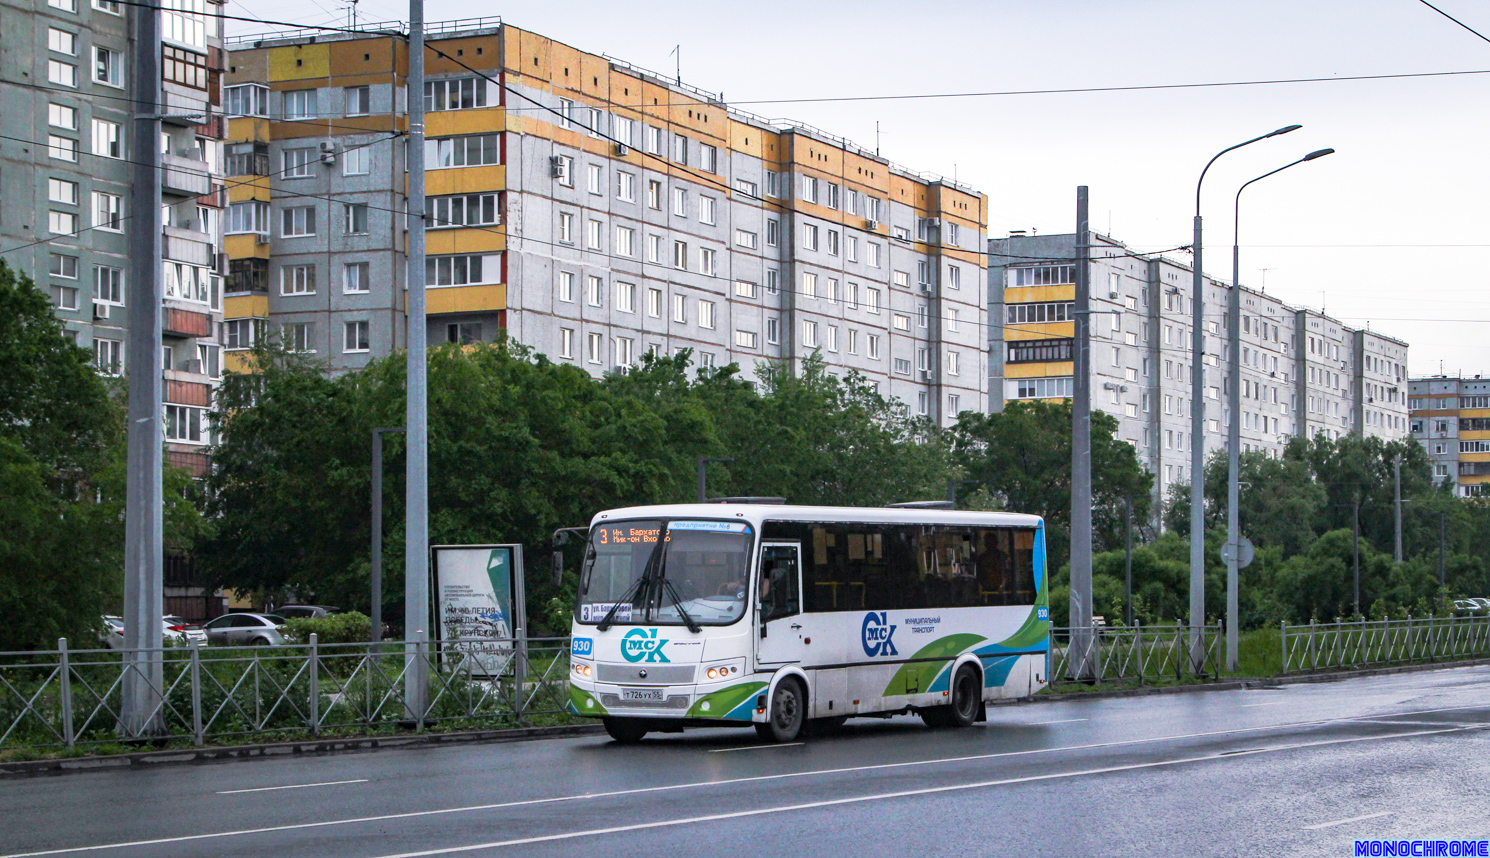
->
659, 577, 701, 634
597, 530, 667, 631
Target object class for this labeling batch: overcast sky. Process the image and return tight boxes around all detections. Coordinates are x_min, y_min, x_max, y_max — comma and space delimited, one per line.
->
236, 0, 1490, 378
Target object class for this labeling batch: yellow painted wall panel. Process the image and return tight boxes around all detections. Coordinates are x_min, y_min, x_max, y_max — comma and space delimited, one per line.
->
426, 108, 506, 137
223, 234, 270, 259
426, 228, 505, 255
1004, 285, 1075, 304
226, 116, 269, 144
1004, 361, 1075, 378
426, 284, 507, 314
224, 352, 257, 375
1005, 322, 1073, 341
223, 294, 269, 319
268, 44, 329, 81
425, 165, 505, 196
227, 177, 270, 202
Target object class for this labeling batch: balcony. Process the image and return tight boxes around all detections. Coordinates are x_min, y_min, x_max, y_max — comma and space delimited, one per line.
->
162, 152, 213, 197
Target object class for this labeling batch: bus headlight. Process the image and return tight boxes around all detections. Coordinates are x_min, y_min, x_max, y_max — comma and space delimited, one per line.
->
707, 668, 719, 679
573, 663, 592, 678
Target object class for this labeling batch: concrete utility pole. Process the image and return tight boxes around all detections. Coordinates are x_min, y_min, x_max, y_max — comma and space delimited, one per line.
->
404, 1, 429, 722
1189, 124, 1300, 673
1394, 455, 1403, 563
1124, 496, 1133, 628
1069, 186, 1094, 679
371, 427, 404, 647
121, 0, 165, 739
1352, 501, 1361, 618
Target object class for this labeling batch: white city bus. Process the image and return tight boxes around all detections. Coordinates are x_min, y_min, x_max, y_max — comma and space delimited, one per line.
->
568, 502, 1050, 743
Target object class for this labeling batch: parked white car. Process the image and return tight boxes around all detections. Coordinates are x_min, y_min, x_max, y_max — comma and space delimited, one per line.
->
99, 616, 205, 649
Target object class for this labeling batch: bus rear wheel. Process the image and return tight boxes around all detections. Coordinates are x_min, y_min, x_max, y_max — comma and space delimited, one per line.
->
755, 677, 805, 743
603, 717, 649, 744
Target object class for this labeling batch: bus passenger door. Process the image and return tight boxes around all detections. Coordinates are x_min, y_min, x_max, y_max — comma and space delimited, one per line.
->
756, 542, 802, 667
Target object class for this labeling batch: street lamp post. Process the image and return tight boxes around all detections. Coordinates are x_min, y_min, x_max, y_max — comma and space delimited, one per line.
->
1225, 147, 1334, 670
696, 457, 734, 503
1189, 124, 1300, 673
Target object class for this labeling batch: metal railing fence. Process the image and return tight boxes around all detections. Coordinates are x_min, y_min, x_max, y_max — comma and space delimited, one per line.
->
1280, 615, 1490, 674
1048, 623, 1223, 687
0, 636, 575, 751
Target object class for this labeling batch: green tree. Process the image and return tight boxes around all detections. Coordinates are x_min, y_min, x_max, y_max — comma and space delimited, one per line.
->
951, 399, 1153, 568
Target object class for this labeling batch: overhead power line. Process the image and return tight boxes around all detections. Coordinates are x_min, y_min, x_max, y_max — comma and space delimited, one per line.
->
1416, 0, 1490, 45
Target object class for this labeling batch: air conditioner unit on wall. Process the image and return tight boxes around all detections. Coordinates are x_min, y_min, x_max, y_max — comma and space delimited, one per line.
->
919, 369, 933, 381
614, 142, 629, 157
549, 156, 564, 178
92, 300, 109, 320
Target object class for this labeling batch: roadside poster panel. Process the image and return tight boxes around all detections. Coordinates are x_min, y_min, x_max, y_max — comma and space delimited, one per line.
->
431, 544, 526, 679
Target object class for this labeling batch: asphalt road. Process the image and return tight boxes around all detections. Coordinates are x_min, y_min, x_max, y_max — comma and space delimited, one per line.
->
4, 666, 1489, 858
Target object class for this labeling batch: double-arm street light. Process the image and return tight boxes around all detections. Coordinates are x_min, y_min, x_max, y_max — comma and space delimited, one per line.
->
1189, 124, 1301, 672
1224, 147, 1335, 670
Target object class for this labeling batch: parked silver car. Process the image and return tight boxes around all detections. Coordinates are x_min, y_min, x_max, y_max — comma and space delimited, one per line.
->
202, 613, 288, 646
274, 605, 341, 620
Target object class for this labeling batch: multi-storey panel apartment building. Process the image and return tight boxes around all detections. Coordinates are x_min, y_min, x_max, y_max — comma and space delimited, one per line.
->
1409, 375, 1490, 497
0, 0, 227, 617
988, 232, 1408, 502
221, 20, 986, 423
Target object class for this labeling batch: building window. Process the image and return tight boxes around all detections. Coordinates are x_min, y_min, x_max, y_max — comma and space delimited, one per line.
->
894, 358, 911, 375
827, 230, 840, 256
867, 334, 880, 359
866, 288, 881, 315
282, 147, 315, 178
161, 46, 207, 90
700, 144, 718, 173
426, 254, 486, 286
343, 321, 370, 353
613, 116, 634, 147
615, 226, 634, 257
867, 243, 882, 268
344, 85, 371, 116
50, 0, 77, 12
558, 212, 574, 244
95, 338, 123, 375
586, 219, 603, 250
586, 276, 603, 307
226, 201, 269, 234
559, 328, 574, 359
48, 104, 77, 130
223, 318, 263, 350
49, 253, 79, 280
767, 270, 779, 295
647, 287, 661, 318
948, 394, 961, 415
48, 28, 77, 55
281, 205, 316, 237
587, 332, 603, 364
673, 240, 688, 270
226, 142, 269, 176
91, 46, 123, 86
699, 196, 717, 225
736, 229, 758, 249
766, 317, 780, 345
343, 145, 370, 176
587, 163, 602, 195
52, 283, 78, 309
617, 171, 635, 202
947, 351, 961, 376
826, 325, 838, 352
673, 187, 687, 217
429, 193, 498, 228
671, 134, 688, 164
48, 60, 78, 87
735, 178, 758, 197
947, 265, 961, 290
893, 270, 910, 289
426, 133, 499, 167
1007, 302, 1075, 324
282, 89, 317, 120
767, 219, 779, 247
673, 294, 687, 324
1013, 265, 1077, 286
343, 262, 370, 293
698, 300, 716, 330
343, 203, 368, 235
557, 271, 575, 303
553, 154, 573, 187
164, 405, 206, 444
91, 192, 121, 232
48, 178, 78, 206
615, 337, 634, 366
647, 234, 662, 263
802, 224, 819, 251
281, 265, 315, 295
803, 272, 817, 299
1012, 377, 1074, 399
892, 314, 909, 332
227, 258, 267, 293
424, 77, 486, 111
615, 281, 635, 313
699, 247, 716, 276
735, 280, 757, 299
1007, 338, 1074, 364
224, 84, 269, 117
647, 180, 661, 210
802, 320, 818, 347
447, 323, 482, 345
282, 322, 315, 352
735, 330, 757, 349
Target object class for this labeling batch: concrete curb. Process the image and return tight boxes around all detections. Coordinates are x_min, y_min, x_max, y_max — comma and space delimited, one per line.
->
1001, 655, 1490, 705
0, 722, 605, 778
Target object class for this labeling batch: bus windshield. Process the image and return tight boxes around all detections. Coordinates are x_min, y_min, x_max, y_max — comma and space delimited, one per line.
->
575, 519, 754, 626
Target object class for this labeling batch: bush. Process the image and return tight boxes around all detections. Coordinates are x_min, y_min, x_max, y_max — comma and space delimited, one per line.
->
283, 611, 372, 644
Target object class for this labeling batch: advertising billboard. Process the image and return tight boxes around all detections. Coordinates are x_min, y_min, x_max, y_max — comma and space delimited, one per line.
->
431, 544, 526, 679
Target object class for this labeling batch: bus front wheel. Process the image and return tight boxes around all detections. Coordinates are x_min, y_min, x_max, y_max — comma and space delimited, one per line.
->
923, 665, 981, 729
755, 677, 805, 743
603, 717, 649, 744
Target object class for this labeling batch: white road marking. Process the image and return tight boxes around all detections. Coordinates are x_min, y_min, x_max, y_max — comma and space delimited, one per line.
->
1025, 718, 1089, 725
367, 733, 1452, 857
708, 743, 804, 753
216, 779, 369, 795
1241, 702, 1288, 708
6, 704, 1483, 858
1302, 811, 1393, 830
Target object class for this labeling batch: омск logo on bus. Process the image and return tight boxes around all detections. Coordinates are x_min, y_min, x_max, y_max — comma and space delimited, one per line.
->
861, 612, 899, 657
621, 628, 671, 663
